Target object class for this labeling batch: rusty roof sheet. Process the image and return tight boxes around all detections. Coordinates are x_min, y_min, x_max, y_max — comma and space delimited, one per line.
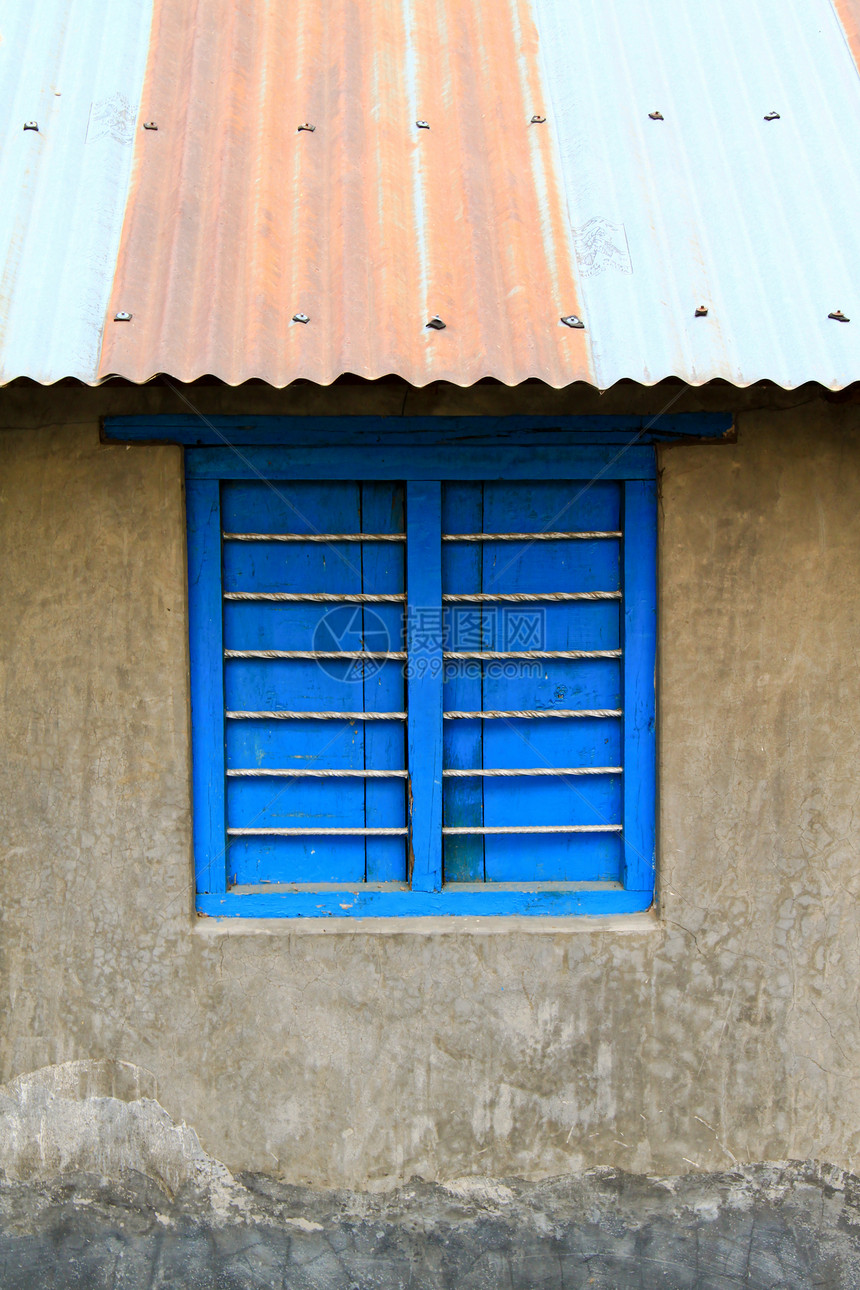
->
2, 0, 860, 389
99, 0, 590, 388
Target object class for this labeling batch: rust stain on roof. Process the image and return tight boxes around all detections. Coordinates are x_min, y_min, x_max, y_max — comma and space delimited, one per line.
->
100, 0, 591, 388
832, 0, 860, 66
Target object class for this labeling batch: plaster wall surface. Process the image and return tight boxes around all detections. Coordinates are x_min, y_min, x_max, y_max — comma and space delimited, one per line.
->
1, 387, 859, 1188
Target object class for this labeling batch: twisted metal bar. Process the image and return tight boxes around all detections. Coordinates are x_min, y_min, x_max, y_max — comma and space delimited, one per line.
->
224, 592, 406, 602
442, 531, 622, 541
443, 709, 621, 719
225, 650, 407, 660
228, 827, 408, 836
442, 591, 619, 602
227, 769, 408, 777
442, 767, 622, 777
228, 767, 621, 778
442, 825, 622, 834
224, 532, 619, 543
442, 649, 620, 660
225, 649, 615, 661
227, 711, 407, 720
223, 533, 405, 542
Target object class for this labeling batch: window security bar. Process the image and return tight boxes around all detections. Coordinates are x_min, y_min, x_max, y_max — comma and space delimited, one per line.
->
222, 531, 621, 543
224, 649, 617, 661
442, 825, 622, 834
229, 709, 619, 721
224, 532, 621, 543
224, 592, 406, 602
225, 766, 620, 778
442, 531, 622, 541
229, 825, 619, 837
442, 767, 622, 776
442, 649, 620, 660
226, 710, 407, 720
225, 766, 621, 778
223, 532, 406, 542
225, 650, 407, 660
442, 591, 619, 602
227, 768, 409, 777
228, 827, 408, 836
443, 709, 622, 719
224, 591, 617, 602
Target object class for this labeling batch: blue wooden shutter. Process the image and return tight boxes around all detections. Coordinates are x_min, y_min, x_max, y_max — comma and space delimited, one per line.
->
216, 480, 407, 887
442, 480, 631, 885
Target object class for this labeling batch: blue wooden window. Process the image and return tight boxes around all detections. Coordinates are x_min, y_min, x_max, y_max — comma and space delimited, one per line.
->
184, 444, 657, 918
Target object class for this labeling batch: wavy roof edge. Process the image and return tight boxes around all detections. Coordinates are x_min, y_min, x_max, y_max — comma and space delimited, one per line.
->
93, 367, 851, 395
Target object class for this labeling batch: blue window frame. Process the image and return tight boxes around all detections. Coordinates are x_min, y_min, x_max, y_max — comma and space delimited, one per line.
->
183, 439, 658, 918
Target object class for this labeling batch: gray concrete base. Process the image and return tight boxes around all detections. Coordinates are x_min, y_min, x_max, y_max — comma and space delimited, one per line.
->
1, 1163, 858, 1288
0, 1066, 857, 1286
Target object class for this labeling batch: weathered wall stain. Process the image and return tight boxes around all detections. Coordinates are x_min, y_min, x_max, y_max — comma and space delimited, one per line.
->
0, 1062, 858, 1288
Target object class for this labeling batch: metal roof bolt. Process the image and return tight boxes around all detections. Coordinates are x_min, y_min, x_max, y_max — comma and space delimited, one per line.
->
648, 111, 664, 121
764, 111, 780, 121
298, 123, 315, 132
560, 315, 585, 329
695, 305, 709, 317
114, 311, 132, 322
530, 114, 546, 124
23, 121, 38, 131
143, 121, 158, 130
292, 312, 310, 324
426, 315, 446, 330
416, 120, 430, 129
828, 310, 850, 322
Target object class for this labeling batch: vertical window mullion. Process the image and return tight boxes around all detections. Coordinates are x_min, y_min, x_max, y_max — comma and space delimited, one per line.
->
406, 481, 443, 892
621, 478, 657, 892
186, 477, 227, 895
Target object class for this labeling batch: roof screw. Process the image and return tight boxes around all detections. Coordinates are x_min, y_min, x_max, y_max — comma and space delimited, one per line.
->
560, 314, 585, 329
114, 311, 132, 322
648, 110, 664, 121
143, 121, 158, 130
23, 121, 38, 131
828, 310, 850, 322
695, 305, 709, 317
298, 123, 315, 132
763, 111, 780, 121
530, 114, 546, 124
416, 120, 430, 129
293, 312, 310, 324
426, 315, 446, 329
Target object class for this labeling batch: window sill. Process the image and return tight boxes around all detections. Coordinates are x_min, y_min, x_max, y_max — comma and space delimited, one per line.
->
193, 910, 658, 935
193, 891, 658, 934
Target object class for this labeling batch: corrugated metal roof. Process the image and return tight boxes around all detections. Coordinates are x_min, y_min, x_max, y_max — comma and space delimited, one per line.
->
533, 0, 860, 390
0, 0, 153, 384
1, 0, 860, 389
99, 0, 590, 388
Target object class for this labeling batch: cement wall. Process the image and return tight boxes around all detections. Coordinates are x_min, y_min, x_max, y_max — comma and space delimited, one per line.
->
1, 385, 859, 1188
